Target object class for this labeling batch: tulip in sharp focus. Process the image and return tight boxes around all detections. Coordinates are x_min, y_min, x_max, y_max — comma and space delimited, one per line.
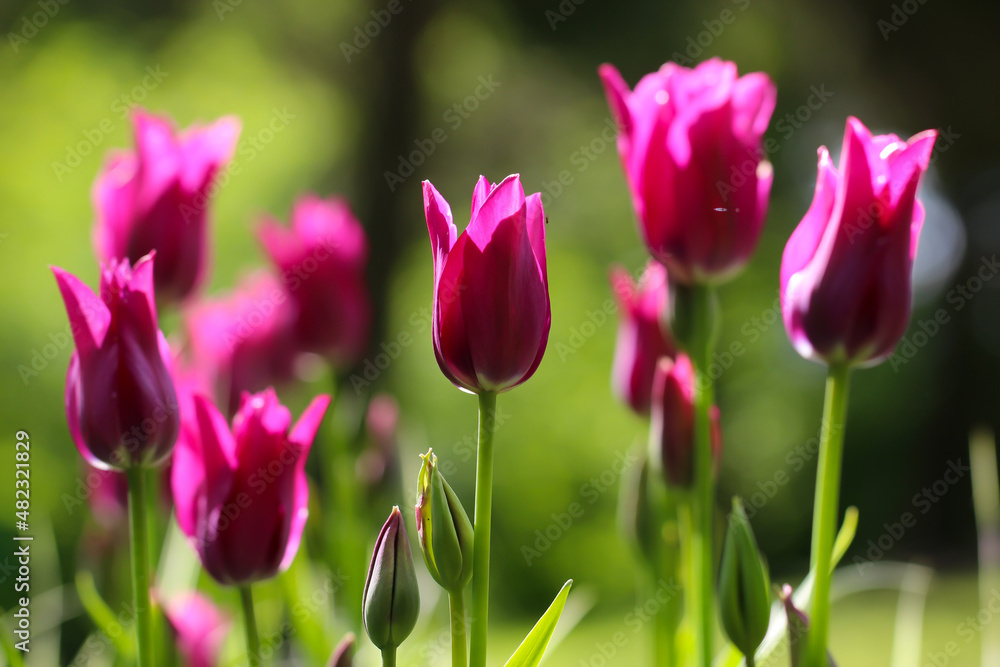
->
416, 449, 474, 593
54, 253, 179, 469
172, 388, 329, 585
258, 195, 372, 366
423, 175, 550, 393
184, 272, 298, 416
600, 58, 776, 284
163, 593, 230, 667
649, 355, 722, 489
93, 110, 240, 303
363, 507, 420, 652
610, 260, 675, 414
781, 117, 937, 367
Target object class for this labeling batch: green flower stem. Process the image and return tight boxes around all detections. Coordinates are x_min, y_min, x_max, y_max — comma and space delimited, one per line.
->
805, 363, 851, 667
470, 391, 497, 667
688, 285, 719, 667
240, 585, 261, 666
126, 467, 154, 667
382, 647, 397, 667
450, 590, 468, 667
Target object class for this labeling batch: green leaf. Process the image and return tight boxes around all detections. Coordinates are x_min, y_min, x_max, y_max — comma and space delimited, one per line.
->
0, 607, 25, 667
75, 570, 136, 659
504, 580, 573, 667
831, 506, 859, 569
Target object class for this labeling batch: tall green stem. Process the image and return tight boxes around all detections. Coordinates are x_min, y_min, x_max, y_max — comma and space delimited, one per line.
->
450, 590, 468, 667
687, 285, 718, 667
240, 585, 261, 666
805, 363, 851, 667
470, 391, 497, 667
126, 467, 153, 667
381, 647, 397, 667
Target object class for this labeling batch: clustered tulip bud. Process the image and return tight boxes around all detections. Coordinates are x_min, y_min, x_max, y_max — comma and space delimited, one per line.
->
327, 633, 356, 667
92, 110, 240, 304
54, 253, 180, 469
781, 117, 937, 367
780, 585, 838, 667
649, 355, 722, 489
172, 388, 330, 585
719, 498, 771, 661
599, 58, 776, 285
415, 449, 474, 594
162, 592, 230, 667
258, 195, 372, 367
423, 175, 550, 393
363, 507, 420, 652
610, 260, 675, 414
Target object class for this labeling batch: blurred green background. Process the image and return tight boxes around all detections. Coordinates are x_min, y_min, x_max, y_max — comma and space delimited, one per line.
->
2, 0, 999, 664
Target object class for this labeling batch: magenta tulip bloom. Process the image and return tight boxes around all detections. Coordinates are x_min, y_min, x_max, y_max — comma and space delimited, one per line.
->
54, 253, 179, 469
600, 58, 776, 285
780, 117, 937, 367
650, 355, 721, 489
258, 195, 372, 366
184, 272, 298, 416
93, 109, 240, 304
172, 388, 329, 585
610, 260, 675, 414
163, 593, 230, 667
423, 174, 550, 393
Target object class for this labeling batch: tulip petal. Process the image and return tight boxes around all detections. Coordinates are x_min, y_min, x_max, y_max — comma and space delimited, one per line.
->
731, 72, 777, 140
525, 192, 548, 289
471, 175, 492, 219
423, 180, 458, 283
598, 64, 633, 152
780, 148, 839, 296
466, 174, 526, 249
52, 266, 111, 359
91, 151, 137, 262
178, 116, 241, 193
289, 394, 331, 450
433, 234, 479, 391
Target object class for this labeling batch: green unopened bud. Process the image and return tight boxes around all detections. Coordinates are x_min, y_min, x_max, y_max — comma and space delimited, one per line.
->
363, 507, 420, 651
327, 632, 355, 667
416, 449, 473, 593
719, 497, 771, 660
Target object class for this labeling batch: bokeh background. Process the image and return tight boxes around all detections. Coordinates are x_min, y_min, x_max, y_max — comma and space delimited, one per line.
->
2, 0, 999, 664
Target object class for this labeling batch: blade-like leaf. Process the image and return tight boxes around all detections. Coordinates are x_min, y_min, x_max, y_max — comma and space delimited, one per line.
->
504, 580, 573, 667
831, 506, 859, 568
75, 570, 136, 659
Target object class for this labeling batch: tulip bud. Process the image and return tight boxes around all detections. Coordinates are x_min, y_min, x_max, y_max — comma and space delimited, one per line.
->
415, 449, 474, 593
163, 592, 230, 667
649, 355, 722, 489
719, 498, 771, 661
364, 507, 420, 652
327, 633, 355, 667
780, 585, 838, 667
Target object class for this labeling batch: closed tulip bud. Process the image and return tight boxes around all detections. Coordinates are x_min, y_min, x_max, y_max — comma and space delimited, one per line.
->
423, 175, 550, 393
258, 196, 372, 367
172, 388, 330, 585
364, 507, 420, 652
93, 110, 240, 304
415, 449, 473, 593
610, 261, 675, 414
780, 585, 838, 667
781, 117, 937, 367
649, 355, 722, 489
327, 633, 356, 667
54, 253, 179, 469
719, 498, 771, 661
600, 59, 776, 285
163, 593, 230, 667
